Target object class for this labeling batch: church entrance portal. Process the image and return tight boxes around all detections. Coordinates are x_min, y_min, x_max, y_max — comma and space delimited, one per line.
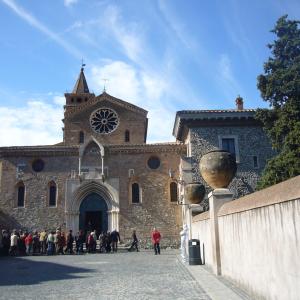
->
79, 193, 108, 234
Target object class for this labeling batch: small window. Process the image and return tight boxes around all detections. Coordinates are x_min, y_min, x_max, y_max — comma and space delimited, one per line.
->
221, 138, 236, 158
147, 156, 160, 169
17, 182, 25, 207
125, 130, 130, 142
170, 182, 178, 202
77, 97, 82, 103
79, 131, 84, 144
32, 159, 45, 172
132, 183, 140, 203
85, 97, 88, 102
49, 181, 57, 207
71, 98, 74, 103
253, 156, 258, 168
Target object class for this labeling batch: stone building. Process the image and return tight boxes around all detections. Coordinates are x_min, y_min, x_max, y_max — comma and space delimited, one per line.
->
172, 96, 275, 212
0, 67, 185, 246
0, 67, 274, 246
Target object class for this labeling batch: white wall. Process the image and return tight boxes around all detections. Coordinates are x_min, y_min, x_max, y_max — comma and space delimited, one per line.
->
219, 199, 300, 300
192, 216, 212, 266
192, 176, 300, 300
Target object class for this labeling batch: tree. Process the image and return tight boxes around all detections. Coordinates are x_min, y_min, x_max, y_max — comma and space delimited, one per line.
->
256, 15, 300, 189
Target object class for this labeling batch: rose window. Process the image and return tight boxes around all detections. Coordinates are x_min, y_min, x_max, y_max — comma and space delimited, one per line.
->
90, 108, 119, 134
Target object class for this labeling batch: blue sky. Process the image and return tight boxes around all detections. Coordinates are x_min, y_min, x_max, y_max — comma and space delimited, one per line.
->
0, 0, 299, 145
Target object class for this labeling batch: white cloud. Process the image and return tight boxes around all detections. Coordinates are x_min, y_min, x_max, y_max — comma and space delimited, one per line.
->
88, 61, 176, 142
158, 0, 197, 50
64, 0, 78, 7
90, 61, 142, 105
218, 54, 242, 100
102, 5, 143, 64
2, 0, 82, 58
53, 96, 65, 106
0, 99, 64, 146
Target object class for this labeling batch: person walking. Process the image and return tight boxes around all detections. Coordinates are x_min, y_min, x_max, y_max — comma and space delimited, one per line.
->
110, 229, 120, 253
151, 227, 161, 255
128, 230, 139, 252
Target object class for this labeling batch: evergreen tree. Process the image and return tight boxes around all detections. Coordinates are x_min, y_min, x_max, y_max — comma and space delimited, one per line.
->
256, 15, 300, 189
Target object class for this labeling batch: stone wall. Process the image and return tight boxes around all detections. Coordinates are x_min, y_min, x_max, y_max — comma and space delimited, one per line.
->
64, 96, 148, 146
192, 176, 300, 300
0, 143, 185, 248
189, 125, 274, 208
0, 154, 78, 231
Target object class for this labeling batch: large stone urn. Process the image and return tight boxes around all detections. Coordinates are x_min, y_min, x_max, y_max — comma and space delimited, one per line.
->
199, 150, 237, 189
185, 183, 205, 204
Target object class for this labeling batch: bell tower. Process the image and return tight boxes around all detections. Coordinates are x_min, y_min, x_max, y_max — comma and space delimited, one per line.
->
64, 66, 95, 106
63, 66, 95, 145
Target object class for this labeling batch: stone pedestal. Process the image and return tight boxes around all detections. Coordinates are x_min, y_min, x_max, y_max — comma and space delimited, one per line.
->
209, 188, 233, 275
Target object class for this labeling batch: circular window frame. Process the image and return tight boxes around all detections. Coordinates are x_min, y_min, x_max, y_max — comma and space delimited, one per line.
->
89, 107, 119, 135
32, 159, 45, 172
147, 156, 161, 170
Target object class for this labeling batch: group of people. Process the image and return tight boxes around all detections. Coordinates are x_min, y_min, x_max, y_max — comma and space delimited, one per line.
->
0, 228, 123, 256
0, 227, 162, 256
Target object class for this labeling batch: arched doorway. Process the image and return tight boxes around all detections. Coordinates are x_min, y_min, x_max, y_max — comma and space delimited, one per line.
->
79, 193, 108, 234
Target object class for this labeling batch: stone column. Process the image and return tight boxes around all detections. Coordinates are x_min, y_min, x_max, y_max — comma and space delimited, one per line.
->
65, 211, 80, 233
209, 188, 233, 275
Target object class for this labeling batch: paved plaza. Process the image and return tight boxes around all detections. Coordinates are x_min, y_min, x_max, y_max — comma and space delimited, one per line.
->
0, 250, 251, 300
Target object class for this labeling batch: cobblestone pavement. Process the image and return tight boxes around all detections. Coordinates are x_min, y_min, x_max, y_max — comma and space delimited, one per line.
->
0, 250, 211, 300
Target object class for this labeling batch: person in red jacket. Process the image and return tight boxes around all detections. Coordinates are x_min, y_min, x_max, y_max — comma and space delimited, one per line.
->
151, 227, 161, 255
25, 233, 33, 255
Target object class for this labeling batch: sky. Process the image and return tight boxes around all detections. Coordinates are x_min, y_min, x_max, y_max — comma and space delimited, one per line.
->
0, 0, 299, 146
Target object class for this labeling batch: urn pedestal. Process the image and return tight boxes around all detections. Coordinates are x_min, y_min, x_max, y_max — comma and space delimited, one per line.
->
199, 150, 236, 275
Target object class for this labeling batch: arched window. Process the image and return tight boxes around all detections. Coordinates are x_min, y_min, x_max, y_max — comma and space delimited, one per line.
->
125, 130, 130, 142
170, 182, 178, 202
17, 182, 25, 207
49, 181, 57, 207
79, 131, 84, 144
132, 183, 140, 203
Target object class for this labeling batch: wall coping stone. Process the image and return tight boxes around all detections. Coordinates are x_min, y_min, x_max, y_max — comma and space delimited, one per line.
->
193, 211, 210, 222
218, 175, 300, 217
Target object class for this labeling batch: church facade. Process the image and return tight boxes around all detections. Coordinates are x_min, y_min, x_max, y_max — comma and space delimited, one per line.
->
0, 68, 275, 246
0, 68, 185, 247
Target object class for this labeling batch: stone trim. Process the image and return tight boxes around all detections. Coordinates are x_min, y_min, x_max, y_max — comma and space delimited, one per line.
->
64, 92, 148, 118
192, 211, 210, 222
0, 143, 186, 157
173, 109, 260, 141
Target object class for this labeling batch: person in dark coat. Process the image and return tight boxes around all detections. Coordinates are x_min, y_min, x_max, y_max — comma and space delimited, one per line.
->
65, 230, 74, 254
110, 229, 120, 252
2, 230, 10, 256
75, 230, 84, 254
128, 230, 139, 252
105, 232, 112, 253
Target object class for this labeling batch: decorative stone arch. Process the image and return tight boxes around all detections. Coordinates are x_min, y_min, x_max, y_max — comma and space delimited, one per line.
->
65, 180, 119, 233
78, 136, 105, 175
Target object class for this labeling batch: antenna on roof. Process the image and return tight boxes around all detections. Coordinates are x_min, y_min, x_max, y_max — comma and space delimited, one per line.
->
102, 78, 109, 92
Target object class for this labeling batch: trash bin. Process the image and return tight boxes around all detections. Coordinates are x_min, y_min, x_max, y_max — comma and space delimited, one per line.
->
188, 239, 202, 265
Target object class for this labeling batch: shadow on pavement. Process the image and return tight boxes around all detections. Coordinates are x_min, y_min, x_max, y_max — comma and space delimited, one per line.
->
0, 256, 94, 286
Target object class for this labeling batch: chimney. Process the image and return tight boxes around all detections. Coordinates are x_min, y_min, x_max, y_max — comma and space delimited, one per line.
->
236, 95, 244, 110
